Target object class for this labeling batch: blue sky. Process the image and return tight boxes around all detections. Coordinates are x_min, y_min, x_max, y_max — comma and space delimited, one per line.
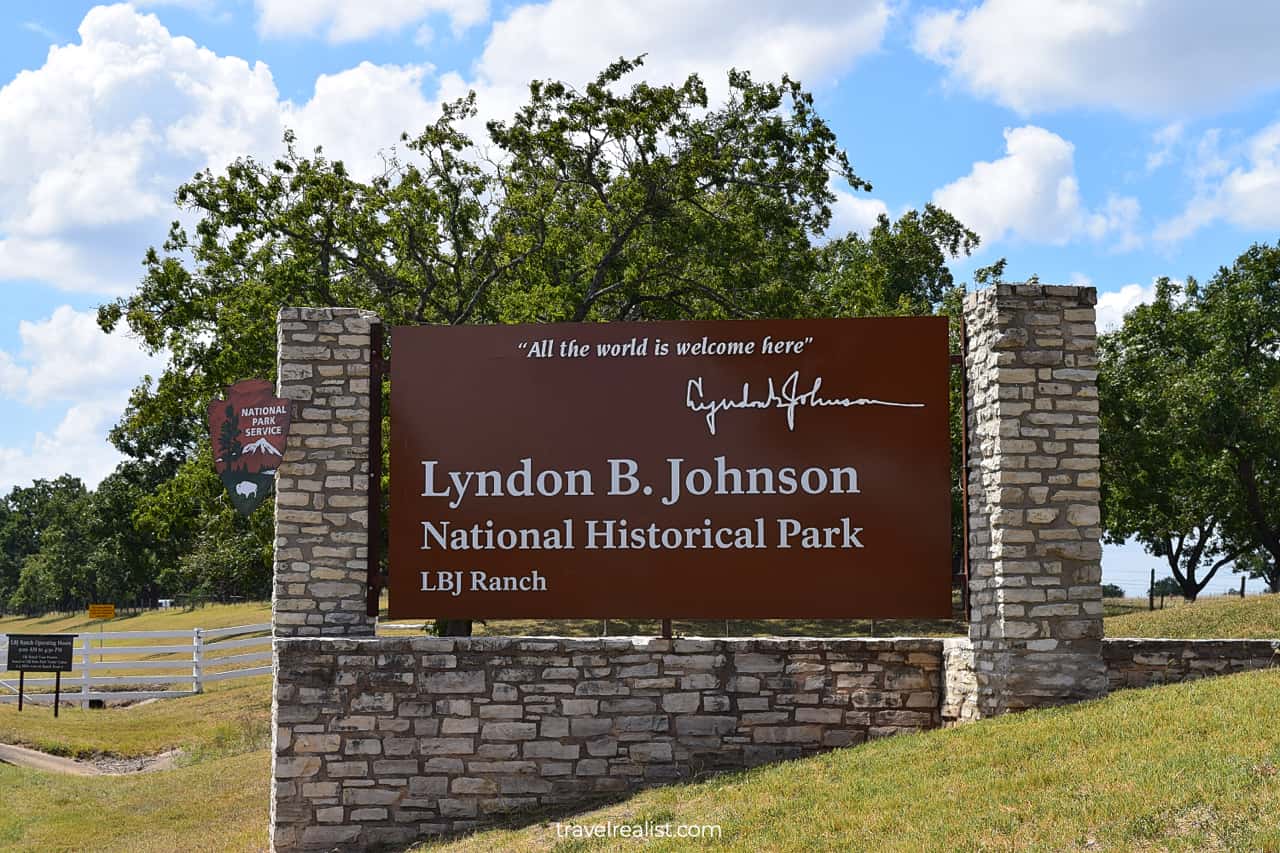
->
1, 1, 1278, 596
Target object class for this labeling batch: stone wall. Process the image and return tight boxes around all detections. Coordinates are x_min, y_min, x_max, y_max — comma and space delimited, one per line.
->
962, 284, 1107, 716
1103, 639, 1280, 690
272, 636, 943, 851
940, 638, 978, 724
273, 307, 379, 639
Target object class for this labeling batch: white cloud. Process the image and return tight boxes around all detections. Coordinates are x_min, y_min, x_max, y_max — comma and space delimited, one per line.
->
0, 5, 454, 296
1096, 281, 1156, 332
254, 0, 488, 42
829, 189, 889, 237
1146, 121, 1184, 172
0, 4, 285, 295
0, 396, 132, 492
457, 0, 889, 129
1156, 120, 1280, 242
0, 305, 164, 492
21, 21, 59, 41
932, 125, 1140, 250
0, 306, 164, 408
913, 0, 1280, 116
283, 62, 438, 178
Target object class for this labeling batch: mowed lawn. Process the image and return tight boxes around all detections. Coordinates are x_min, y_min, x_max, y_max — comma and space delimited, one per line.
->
0, 751, 269, 853
6, 669, 1278, 852
424, 671, 1280, 852
0, 601, 273, 637
0, 677, 271, 759
1106, 593, 1280, 639
0, 596, 1278, 851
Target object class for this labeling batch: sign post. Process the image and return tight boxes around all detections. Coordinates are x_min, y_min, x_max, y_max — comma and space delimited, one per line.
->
388, 317, 952, 620
88, 604, 114, 663
6, 634, 76, 716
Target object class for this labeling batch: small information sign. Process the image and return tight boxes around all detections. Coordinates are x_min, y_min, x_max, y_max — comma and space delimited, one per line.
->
88, 604, 115, 620
5, 634, 76, 716
7, 634, 76, 672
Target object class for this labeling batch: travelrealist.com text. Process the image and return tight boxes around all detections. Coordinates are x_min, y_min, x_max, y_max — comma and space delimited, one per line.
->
420, 455, 862, 508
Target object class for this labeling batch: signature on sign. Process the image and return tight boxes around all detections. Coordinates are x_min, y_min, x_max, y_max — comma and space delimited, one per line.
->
685, 371, 925, 436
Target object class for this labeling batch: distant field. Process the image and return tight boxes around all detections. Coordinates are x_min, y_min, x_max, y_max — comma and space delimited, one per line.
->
0, 676, 270, 759
0, 603, 273, 687
1106, 593, 1280, 639
0, 601, 272, 637
4, 593, 1277, 644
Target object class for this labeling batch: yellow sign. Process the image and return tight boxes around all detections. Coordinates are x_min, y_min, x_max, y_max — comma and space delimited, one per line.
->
88, 604, 115, 620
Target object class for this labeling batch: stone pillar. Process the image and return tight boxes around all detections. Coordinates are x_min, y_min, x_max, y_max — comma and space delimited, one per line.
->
963, 284, 1106, 716
272, 307, 379, 638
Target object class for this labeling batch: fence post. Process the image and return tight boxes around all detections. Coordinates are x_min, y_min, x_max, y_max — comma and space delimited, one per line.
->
80, 638, 91, 710
192, 628, 204, 695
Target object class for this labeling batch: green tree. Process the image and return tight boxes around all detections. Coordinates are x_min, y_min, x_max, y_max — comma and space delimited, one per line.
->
100, 58, 977, 629
1150, 576, 1183, 598
0, 476, 90, 612
1101, 583, 1126, 598
1100, 278, 1245, 601
1101, 242, 1280, 601
1190, 244, 1280, 588
1232, 550, 1280, 594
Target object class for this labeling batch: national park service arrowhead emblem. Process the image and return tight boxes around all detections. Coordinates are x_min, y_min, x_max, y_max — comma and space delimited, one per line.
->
207, 379, 291, 515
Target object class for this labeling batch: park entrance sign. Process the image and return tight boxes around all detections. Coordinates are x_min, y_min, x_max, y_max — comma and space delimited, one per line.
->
388, 317, 952, 619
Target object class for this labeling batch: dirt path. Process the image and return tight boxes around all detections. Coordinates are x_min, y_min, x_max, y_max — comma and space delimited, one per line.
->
0, 742, 181, 775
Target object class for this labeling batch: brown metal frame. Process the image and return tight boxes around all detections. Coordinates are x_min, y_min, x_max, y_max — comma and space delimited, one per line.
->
366, 323, 387, 618
951, 318, 971, 621
374, 321, 971, 629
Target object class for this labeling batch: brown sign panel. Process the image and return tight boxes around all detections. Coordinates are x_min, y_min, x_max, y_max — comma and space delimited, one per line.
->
388, 318, 952, 619
207, 379, 292, 515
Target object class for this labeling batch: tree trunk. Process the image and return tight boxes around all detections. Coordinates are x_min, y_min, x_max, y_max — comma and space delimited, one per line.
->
440, 619, 473, 637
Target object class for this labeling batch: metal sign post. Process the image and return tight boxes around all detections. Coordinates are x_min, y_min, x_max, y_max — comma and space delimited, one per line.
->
88, 604, 114, 663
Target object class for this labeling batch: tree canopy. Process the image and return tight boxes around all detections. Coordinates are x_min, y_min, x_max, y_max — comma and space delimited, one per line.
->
1100, 243, 1280, 599
26, 57, 982, 615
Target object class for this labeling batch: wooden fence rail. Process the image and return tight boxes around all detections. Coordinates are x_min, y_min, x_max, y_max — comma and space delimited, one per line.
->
0, 622, 271, 708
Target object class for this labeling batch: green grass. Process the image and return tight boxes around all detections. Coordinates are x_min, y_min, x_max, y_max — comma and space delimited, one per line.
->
0, 595, 1277, 850
0, 677, 271, 759
421, 670, 1280, 852
2, 602, 274, 688
8, 667, 1280, 851
1106, 593, 1280, 639
0, 601, 272, 637
0, 750, 269, 852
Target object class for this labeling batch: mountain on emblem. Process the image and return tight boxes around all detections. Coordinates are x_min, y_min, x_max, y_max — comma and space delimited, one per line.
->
207, 378, 292, 515
243, 437, 284, 457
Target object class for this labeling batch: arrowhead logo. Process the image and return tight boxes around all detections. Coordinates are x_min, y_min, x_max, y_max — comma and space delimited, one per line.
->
207, 379, 292, 515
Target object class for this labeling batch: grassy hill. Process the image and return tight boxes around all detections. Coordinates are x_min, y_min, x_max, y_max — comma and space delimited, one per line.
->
5, 592, 1277, 643
6, 669, 1277, 851
1106, 593, 1280, 639
422, 670, 1280, 852
1, 597, 1279, 850
0, 601, 272, 637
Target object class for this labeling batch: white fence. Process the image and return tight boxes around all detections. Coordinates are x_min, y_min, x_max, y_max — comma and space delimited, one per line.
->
0, 623, 271, 708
